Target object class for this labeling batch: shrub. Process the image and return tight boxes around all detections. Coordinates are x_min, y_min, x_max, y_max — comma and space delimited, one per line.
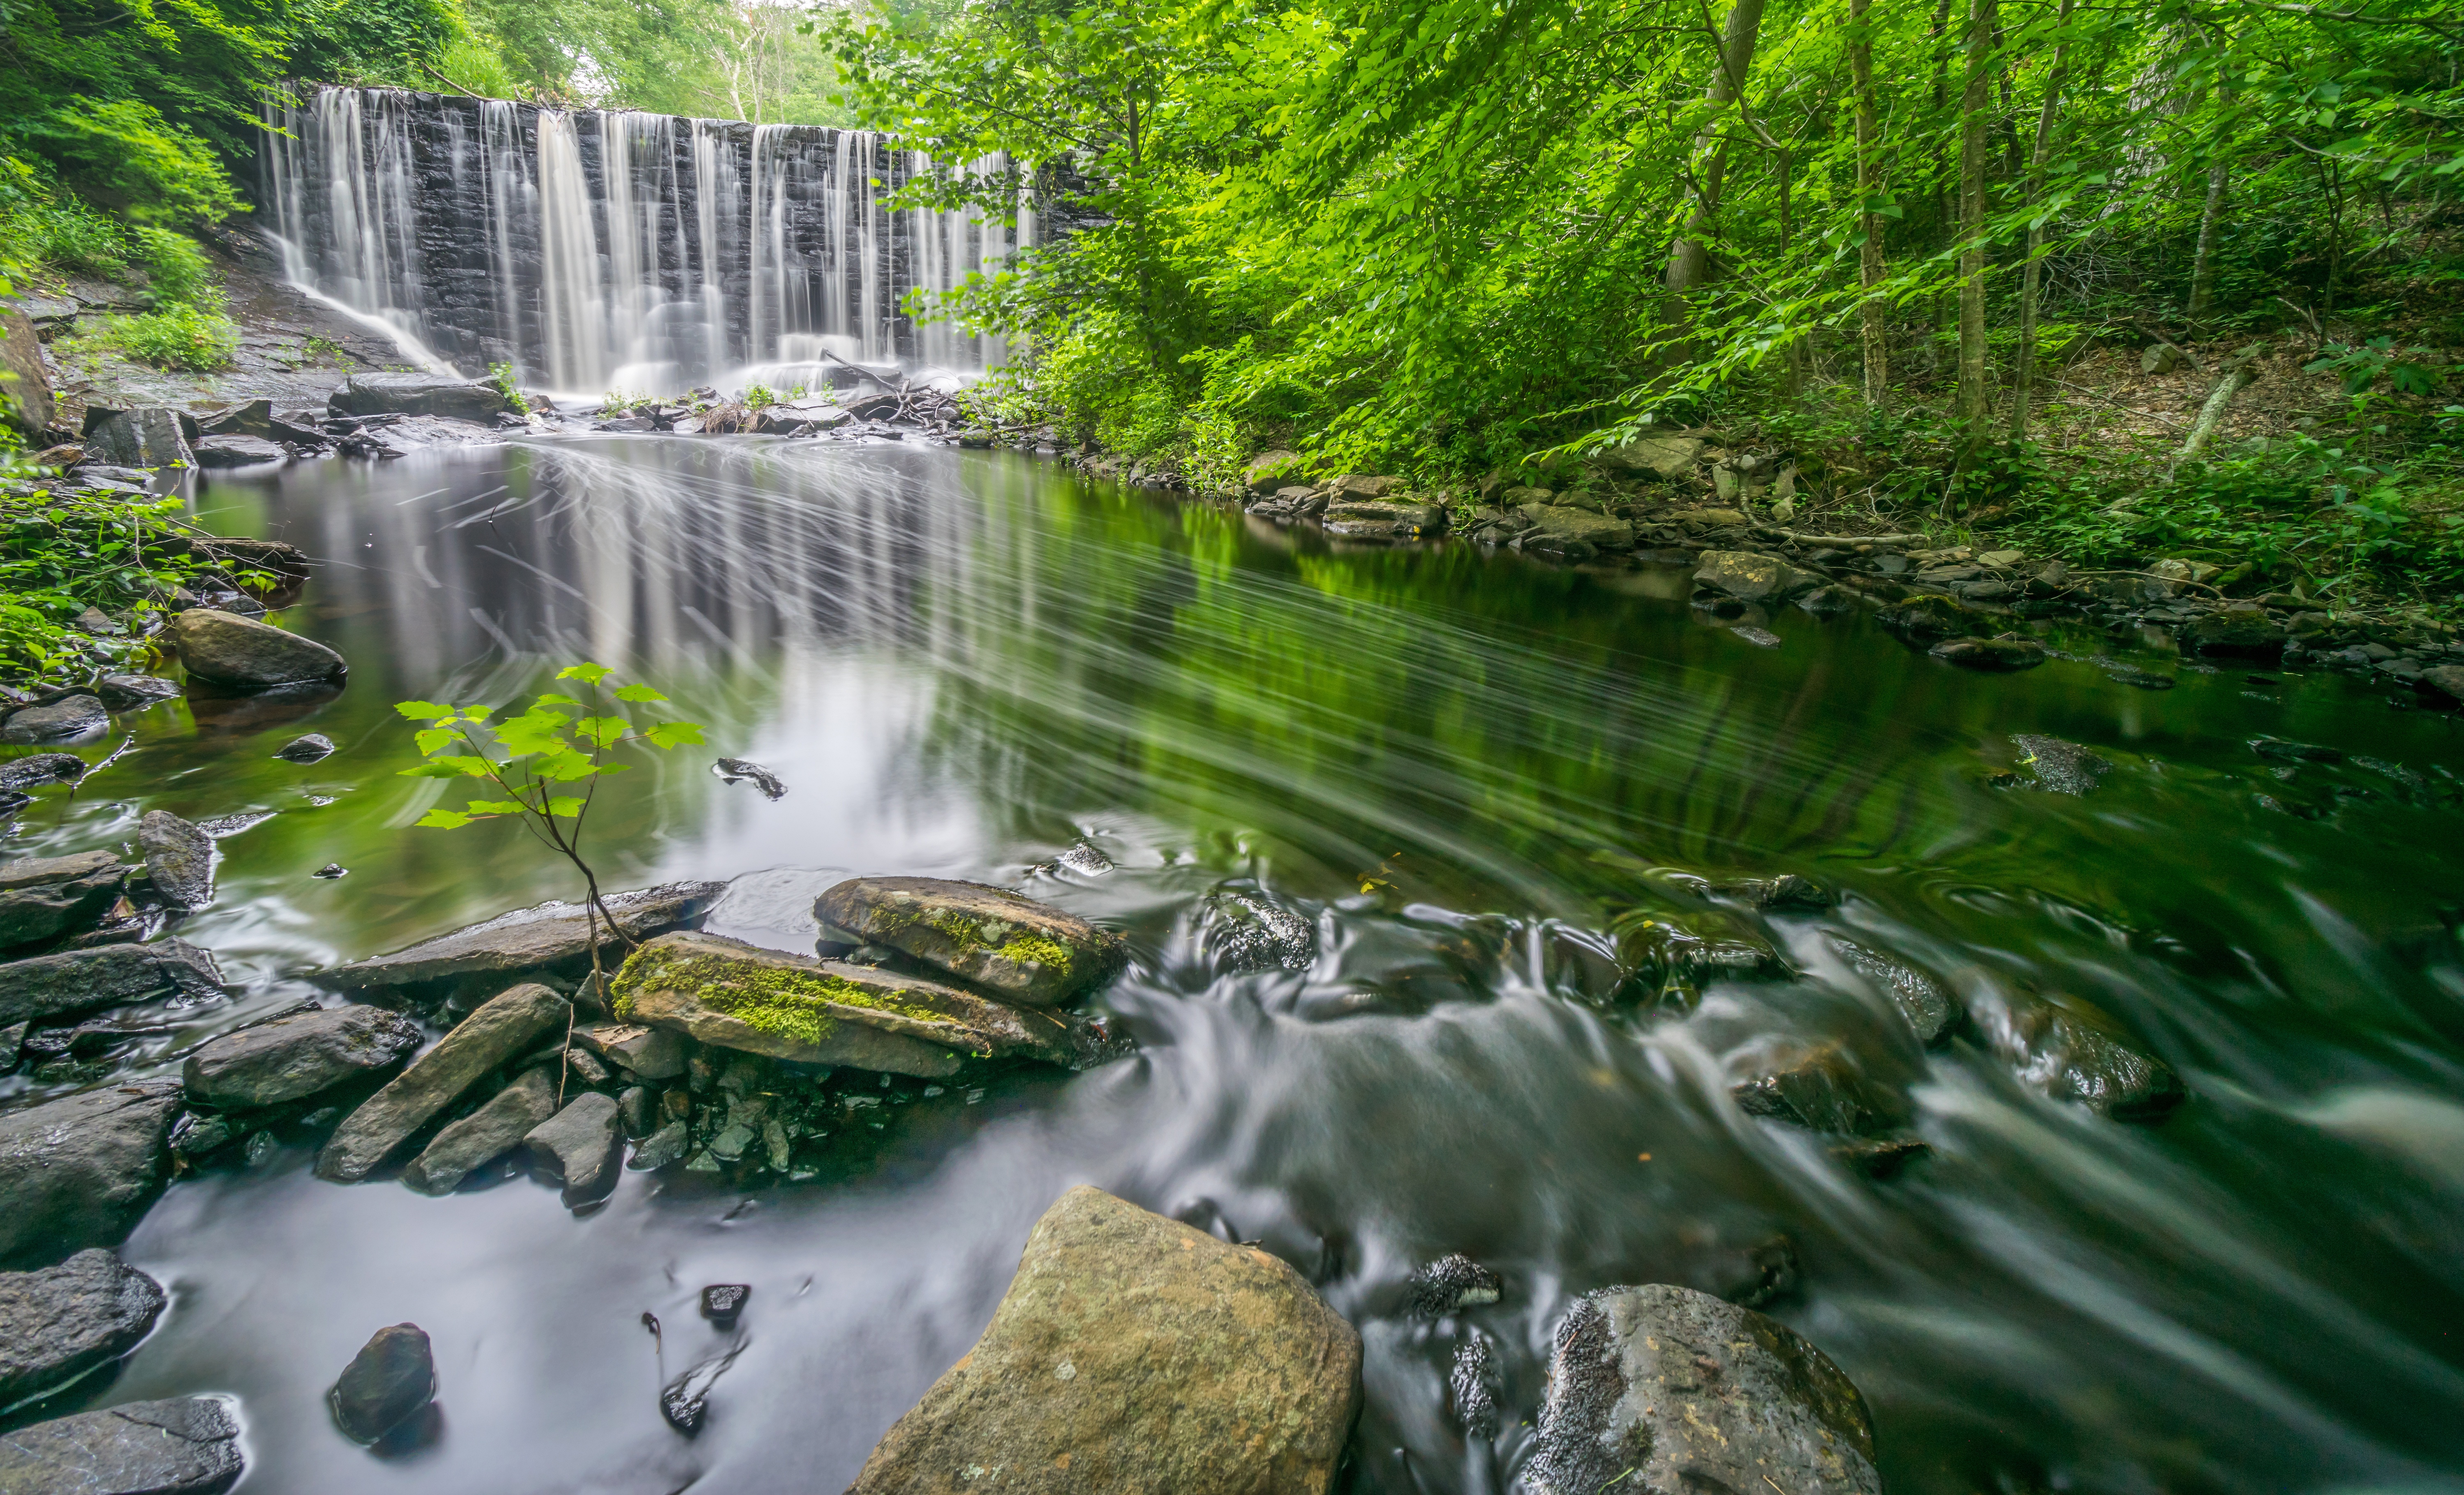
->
71, 305, 241, 372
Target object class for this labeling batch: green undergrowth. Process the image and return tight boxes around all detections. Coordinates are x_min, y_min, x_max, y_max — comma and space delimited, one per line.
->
4, 157, 240, 375
0, 471, 206, 684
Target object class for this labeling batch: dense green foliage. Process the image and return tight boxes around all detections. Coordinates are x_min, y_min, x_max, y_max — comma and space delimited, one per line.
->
0, 479, 206, 682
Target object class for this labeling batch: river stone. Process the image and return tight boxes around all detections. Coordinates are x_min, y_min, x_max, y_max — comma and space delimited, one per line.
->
273, 733, 335, 762
2, 695, 109, 744
1930, 636, 2046, 671
847, 1185, 1361, 1495
183, 1004, 423, 1109
329, 372, 514, 424
0, 753, 86, 792
1523, 1283, 1878, 1495
96, 675, 182, 710
198, 399, 272, 437
315, 983, 571, 1182
1731, 1039, 1910, 1136
2421, 664, 2464, 707
1973, 992, 2186, 1120
0, 1396, 243, 1494
2187, 603, 2284, 656
2010, 733, 2109, 795
2, 308, 55, 437
330, 1323, 435, 1442
81, 409, 193, 470
1694, 551, 1821, 603
1518, 503, 1634, 556
814, 876, 1126, 1006
523, 1092, 622, 1206
0, 1082, 181, 1269
0, 1249, 167, 1405
0, 940, 225, 1027
137, 811, 215, 912
316, 880, 725, 994
1595, 435, 1703, 480
1825, 936, 1955, 1044
1323, 499, 1448, 537
0, 851, 126, 948
400, 1067, 559, 1194
613, 931, 1099, 1078
190, 434, 286, 468
572, 1022, 688, 1079
170, 609, 346, 690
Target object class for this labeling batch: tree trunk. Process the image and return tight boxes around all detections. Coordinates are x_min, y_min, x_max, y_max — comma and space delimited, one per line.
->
2010, 0, 2073, 441
2186, 67, 2234, 321
1851, 0, 1889, 406
1956, 0, 1996, 443
1665, 0, 1770, 305
1927, 0, 1955, 373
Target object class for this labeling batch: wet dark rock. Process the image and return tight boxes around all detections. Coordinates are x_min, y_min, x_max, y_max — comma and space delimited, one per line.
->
183, 1004, 423, 1109
137, 811, 215, 912
1615, 911, 1786, 987
1709, 873, 1831, 912
0, 1082, 181, 1269
0, 1396, 242, 1494
1728, 623, 1782, 647
660, 1340, 746, 1435
815, 876, 1127, 1006
1450, 1333, 1499, 1438
273, 733, 335, 763
627, 1119, 691, 1171
2103, 663, 2175, 690
95, 675, 183, 710
0, 1249, 167, 1405
1406, 1254, 1503, 1318
0, 753, 86, 792
713, 758, 786, 799
400, 1067, 560, 1195
330, 373, 514, 424
2420, 664, 2464, 707
1971, 991, 2186, 1120
2250, 735, 2343, 765
169, 609, 347, 690
2010, 734, 2110, 795
1694, 550, 1821, 603
314, 863, 347, 878
1681, 1231, 1802, 1309
317, 880, 724, 995
190, 434, 286, 468
1825, 935, 1956, 1044
0, 851, 126, 948
846, 1185, 1359, 1495
81, 408, 193, 470
0, 940, 224, 1027
617, 1084, 653, 1137
573, 1021, 689, 1080
1879, 593, 1977, 642
1731, 1040, 1910, 1136
1198, 887, 1316, 973
1523, 1284, 1878, 1495
700, 1283, 750, 1325
523, 1092, 623, 1205
330, 1323, 435, 1442
316, 983, 571, 1182
1829, 1134, 1931, 1176
2, 695, 109, 744
2187, 604, 2284, 656
1930, 636, 2046, 671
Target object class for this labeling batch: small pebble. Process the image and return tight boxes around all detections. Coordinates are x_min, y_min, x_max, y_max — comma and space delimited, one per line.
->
314, 863, 347, 878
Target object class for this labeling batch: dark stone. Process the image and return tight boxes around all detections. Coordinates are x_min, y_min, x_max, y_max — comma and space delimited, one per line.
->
317, 880, 724, 994
190, 435, 287, 468
2251, 735, 2343, 764
329, 1323, 435, 1442
183, 1004, 423, 1109
138, 811, 215, 912
400, 1066, 559, 1194
80, 409, 193, 470
95, 675, 182, 709
1878, 593, 1977, 641
0, 754, 86, 792
713, 758, 786, 799
170, 609, 346, 690
0, 1083, 181, 1269
316, 983, 571, 1182
0, 851, 126, 949
627, 1119, 690, 1171
700, 1283, 750, 1325
1450, 1333, 1499, 1437
198, 399, 273, 438
0, 940, 224, 1027
329, 373, 514, 424
1825, 935, 1956, 1044
1709, 873, 1831, 911
273, 733, 335, 762
523, 1092, 623, 1206
1971, 991, 2186, 1120
2010, 734, 2110, 795
1405, 1254, 1503, 1317
2188, 604, 2285, 657
0, 1249, 167, 1405
0, 1396, 242, 1494
1930, 636, 2046, 671
660, 1342, 745, 1435
3, 695, 109, 744
1731, 1040, 1910, 1136
2420, 664, 2464, 707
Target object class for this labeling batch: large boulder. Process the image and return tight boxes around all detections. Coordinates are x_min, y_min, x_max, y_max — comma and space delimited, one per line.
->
0, 1082, 182, 1270
848, 1186, 1361, 1495
315, 983, 571, 1182
1243, 450, 1307, 494
1, 308, 55, 438
2, 695, 110, 744
138, 811, 215, 912
170, 609, 346, 690
190, 434, 287, 469
1518, 503, 1635, 558
401, 1066, 559, 1194
182, 1003, 424, 1110
80, 408, 193, 470
814, 877, 1126, 1006
317, 880, 724, 996
1593, 434, 1703, 480
0, 1249, 167, 1405
0, 940, 224, 1027
1523, 1284, 1878, 1495
0, 1397, 242, 1494
0, 851, 126, 949
329, 372, 515, 424
2186, 603, 2285, 657
1694, 550, 1821, 604
611, 931, 1100, 1079
522, 1092, 622, 1206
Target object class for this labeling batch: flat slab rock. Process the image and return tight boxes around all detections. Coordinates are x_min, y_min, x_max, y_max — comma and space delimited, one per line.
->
0, 1083, 182, 1270
814, 877, 1125, 1006
1695, 549, 1822, 603
611, 930, 1102, 1079
0, 940, 224, 1028
1523, 1283, 1878, 1495
316, 983, 570, 1182
183, 1003, 423, 1109
317, 880, 724, 992
0, 851, 126, 950
848, 1185, 1361, 1495
0, 1396, 244, 1495
1, 695, 109, 744
402, 1067, 558, 1194
0, 1249, 166, 1406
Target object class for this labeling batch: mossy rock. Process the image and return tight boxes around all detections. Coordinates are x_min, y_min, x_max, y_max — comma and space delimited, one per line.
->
814, 878, 1126, 1006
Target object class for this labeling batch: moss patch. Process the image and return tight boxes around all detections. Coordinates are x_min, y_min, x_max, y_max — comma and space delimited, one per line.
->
999, 931, 1073, 973
614, 942, 976, 1050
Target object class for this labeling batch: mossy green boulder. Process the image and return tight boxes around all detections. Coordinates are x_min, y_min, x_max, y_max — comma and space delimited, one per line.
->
813, 877, 1126, 1006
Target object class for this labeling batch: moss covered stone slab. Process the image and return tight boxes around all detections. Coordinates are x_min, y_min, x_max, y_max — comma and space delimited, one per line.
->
611, 931, 1099, 1079
812, 877, 1125, 1006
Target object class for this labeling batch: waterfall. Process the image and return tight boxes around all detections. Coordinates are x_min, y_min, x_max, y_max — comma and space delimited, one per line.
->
260, 85, 1032, 395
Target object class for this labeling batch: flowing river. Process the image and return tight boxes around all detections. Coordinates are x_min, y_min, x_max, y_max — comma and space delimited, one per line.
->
7, 436, 2462, 1493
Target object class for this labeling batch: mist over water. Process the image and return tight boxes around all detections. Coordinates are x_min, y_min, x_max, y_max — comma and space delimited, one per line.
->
9, 437, 2462, 1493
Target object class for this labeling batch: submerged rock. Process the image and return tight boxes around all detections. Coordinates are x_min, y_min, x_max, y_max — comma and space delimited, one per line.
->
0, 1249, 167, 1406
1450, 1333, 1501, 1438
712, 757, 786, 799
0, 940, 224, 1027
1731, 1039, 1911, 1137
1524, 1284, 1878, 1495
0, 1396, 242, 1494
847, 1185, 1361, 1495
138, 811, 216, 912
0, 1082, 180, 1270
0, 851, 126, 949
330, 1323, 435, 1442
1930, 636, 2046, 671
0, 753, 87, 792
170, 609, 347, 690
1825, 936, 1956, 1044
1614, 911, 1785, 986
315, 983, 570, 1182
523, 1092, 623, 1206
402, 1068, 560, 1194
317, 880, 724, 995
1972, 991, 2186, 1120
2009, 734, 2110, 795
2, 695, 109, 744
183, 1004, 423, 1110
273, 733, 335, 763
96, 675, 182, 710
813, 877, 1126, 1006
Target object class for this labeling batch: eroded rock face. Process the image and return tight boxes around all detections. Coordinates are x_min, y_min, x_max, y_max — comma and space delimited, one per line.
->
0, 940, 224, 1028
0, 1396, 242, 1495
0, 851, 125, 949
81, 408, 194, 470
814, 877, 1126, 1006
848, 1186, 1361, 1495
138, 811, 216, 912
402, 1066, 559, 1194
0, 1249, 166, 1406
317, 881, 724, 994
1694, 551, 1821, 604
316, 983, 570, 1182
183, 1004, 424, 1109
170, 609, 347, 690
1523, 1284, 1878, 1495
0, 1083, 181, 1270
330, 373, 514, 423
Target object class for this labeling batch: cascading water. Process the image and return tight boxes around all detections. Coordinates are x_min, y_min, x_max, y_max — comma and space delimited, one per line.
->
260, 85, 1032, 395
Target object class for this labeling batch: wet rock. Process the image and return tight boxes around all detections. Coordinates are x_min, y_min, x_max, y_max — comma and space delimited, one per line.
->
712, 758, 786, 799
1971, 991, 2186, 1120
95, 675, 182, 710
170, 609, 347, 690
330, 373, 514, 424
2187, 604, 2283, 657
1731, 1039, 1910, 1136
660, 1340, 745, 1435
1450, 1333, 1500, 1437
523, 1092, 622, 1205
2104, 663, 2175, 690
0, 1083, 181, 1269
1517, 503, 1635, 556
2010, 734, 2110, 795
2250, 735, 2342, 765
138, 811, 215, 912
0, 754, 87, 792
315, 983, 571, 1182
1694, 551, 1820, 604
2420, 664, 2464, 707
81, 408, 194, 470
0, 1396, 243, 1494
1825, 936, 1955, 1044
1197, 887, 1316, 973
1930, 636, 2046, 671
617, 1084, 653, 1136
1323, 500, 1448, 537
572, 1022, 689, 1079
847, 1185, 1360, 1495
0, 940, 225, 1027
317, 880, 723, 995
191, 434, 287, 468
183, 1004, 423, 1109
701, 1283, 750, 1325
814, 876, 1127, 1006
1, 309, 55, 437
0, 851, 126, 948
0, 1249, 166, 1405
612, 931, 1102, 1079
1407, 1254, 1503, 1317
1524, 1284, 1878, 1495
313, 863, 346, 879
627, 1119, 691, 1171
273, 733, 335, 763
1615, 911, 1785, 986
1708, 873, 1830, 911
1879, 593, 1977, 642
3, 695, 109, 744
329, 1323, 435, 1442
198, 399, 274, 438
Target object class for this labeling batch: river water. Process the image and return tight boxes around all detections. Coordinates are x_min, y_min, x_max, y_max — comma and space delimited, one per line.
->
7, 436, 2463, 1493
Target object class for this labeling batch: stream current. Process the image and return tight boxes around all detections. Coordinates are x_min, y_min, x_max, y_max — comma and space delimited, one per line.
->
5, 436, 2463, 1494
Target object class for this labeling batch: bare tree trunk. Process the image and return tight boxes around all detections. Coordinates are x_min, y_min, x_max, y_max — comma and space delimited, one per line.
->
1665, 0, 1770, 312
1851, 0, 1889, 406
2186, 67, 2235, 321
1927, 0, 1955, 374
2010, 0, 2073, 441
1956, 0, 1997, 444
